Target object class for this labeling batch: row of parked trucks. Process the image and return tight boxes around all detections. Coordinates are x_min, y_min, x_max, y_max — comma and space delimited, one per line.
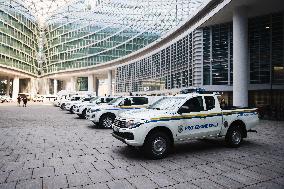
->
53, 90, 259, 159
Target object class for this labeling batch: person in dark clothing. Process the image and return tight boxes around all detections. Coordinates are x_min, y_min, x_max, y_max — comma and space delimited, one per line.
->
22, 96, 28, 107
17, 95, 21, 106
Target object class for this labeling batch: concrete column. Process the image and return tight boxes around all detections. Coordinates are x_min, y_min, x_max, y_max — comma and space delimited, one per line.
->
30, 78, 38, 98
233, 6, 248, 107
94, 76, 99, 96
6, 77, 10, 96
12, 76, 19, 101
70, 77, 76, 92
107, 70, 112, 96
44, 78, 50, 95
88, 75, 94, 92
54, 79, 58, 95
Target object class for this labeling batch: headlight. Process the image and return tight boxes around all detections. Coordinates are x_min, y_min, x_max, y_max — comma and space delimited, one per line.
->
91, 109, 100, 113
125, 120, 145, 129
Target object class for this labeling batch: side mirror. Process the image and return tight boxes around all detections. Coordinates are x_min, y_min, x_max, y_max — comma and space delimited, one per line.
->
178, 106, 189, 114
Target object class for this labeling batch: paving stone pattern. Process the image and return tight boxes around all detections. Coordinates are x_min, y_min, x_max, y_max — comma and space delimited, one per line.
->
0, 104, 283, 189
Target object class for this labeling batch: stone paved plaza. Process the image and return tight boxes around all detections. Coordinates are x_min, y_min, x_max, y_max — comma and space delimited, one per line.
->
0, 103, 283, 189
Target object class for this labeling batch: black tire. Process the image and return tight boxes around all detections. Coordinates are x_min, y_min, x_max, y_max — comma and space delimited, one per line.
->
143, 132, 171, 159
82, 109, 87, 118
225, 125, 243, 148
99, 114, 115, 128
78, 109, 86, 119
60, 103, 65, 110
69, 106, 74, 113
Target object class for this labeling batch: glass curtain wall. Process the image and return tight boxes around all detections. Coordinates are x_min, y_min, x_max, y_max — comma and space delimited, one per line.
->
116, 12, 284, 93
249, 13, 284, 84
42, 0, 203, 75
0, 0, 39, 75
115, 33, 192, 93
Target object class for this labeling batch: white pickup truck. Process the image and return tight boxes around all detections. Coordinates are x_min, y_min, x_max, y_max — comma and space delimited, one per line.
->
59, 95, 84, 110
65, 96, 94, 113
86, 96, 162, 128
112, 93, 259, 159
73, 97, 115, 118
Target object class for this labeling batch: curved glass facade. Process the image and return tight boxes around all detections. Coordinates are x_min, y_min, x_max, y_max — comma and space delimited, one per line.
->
41, 0, 203, 74
0, 0, 39, 75
0, 0, 204, 75
115, 12, 284, 93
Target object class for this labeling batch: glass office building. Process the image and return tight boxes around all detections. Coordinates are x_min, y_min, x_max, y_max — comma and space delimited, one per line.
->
0, 0, 283, 110
1, 0, 204, 76
0, 0, 39, 75
115, 13, 284, 92
41, 0, 204, 75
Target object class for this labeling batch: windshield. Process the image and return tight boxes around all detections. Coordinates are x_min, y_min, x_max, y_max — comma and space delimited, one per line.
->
89, 97, 99, 103
148, 97, 186, 110
108, 97, 123, 105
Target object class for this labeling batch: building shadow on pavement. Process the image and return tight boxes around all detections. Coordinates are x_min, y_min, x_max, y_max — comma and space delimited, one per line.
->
112, 138, 260, 160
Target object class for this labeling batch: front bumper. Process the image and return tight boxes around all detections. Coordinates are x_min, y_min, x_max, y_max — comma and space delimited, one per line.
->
86, 113, 98, 122
65, 105, 71, 110
112, 126, 143, 146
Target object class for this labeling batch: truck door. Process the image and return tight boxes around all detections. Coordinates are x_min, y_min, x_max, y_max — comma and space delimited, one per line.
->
176, 96, 208, 140
202, 96, 223, 137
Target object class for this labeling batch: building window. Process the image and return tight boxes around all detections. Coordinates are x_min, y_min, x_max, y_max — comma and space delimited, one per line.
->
202, 23, 233, 85
249, 13, 284, 84
77, 77, 88, 91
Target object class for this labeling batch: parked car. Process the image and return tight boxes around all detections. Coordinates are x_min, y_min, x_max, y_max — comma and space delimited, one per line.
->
65, 96, 94, 113
59, 95, 85, 110
33, 95, 44, 102
112, 93, 259, 159
73, 96, 115, 118
0, 95, 12, 103
86, 96, 162, 128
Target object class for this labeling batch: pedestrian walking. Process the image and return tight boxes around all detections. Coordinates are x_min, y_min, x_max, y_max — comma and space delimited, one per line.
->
17, 95, 21, 106
22, 96, 28, 107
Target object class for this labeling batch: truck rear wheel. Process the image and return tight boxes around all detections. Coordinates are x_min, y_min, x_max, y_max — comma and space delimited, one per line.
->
143, 132, 171, 159
225, 125, 243, 147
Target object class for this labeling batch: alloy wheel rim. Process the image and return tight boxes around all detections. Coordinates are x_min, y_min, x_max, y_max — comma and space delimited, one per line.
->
103, 117, 113, 128
152, 137, 166, 155
232, 130, 241, 144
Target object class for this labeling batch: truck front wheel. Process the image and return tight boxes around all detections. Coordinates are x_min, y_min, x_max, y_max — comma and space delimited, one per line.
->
143, 132, 171, 159
99, 114, 115, 128
225, 125, 243, 147
78, 109, 87, 119
69, 106, 74, 113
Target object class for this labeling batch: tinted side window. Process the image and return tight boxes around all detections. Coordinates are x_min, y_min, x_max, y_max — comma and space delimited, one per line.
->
204, 96, 215, 110
83, 98, 91, 101
181, 97, 204, 113
123, 98, 132, 106
131, 97, 148, 105
105, 98, 113, 103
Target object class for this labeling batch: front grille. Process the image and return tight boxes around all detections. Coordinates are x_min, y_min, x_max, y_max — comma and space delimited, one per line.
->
113, 119, 127, 128
113, 131, 134, 140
